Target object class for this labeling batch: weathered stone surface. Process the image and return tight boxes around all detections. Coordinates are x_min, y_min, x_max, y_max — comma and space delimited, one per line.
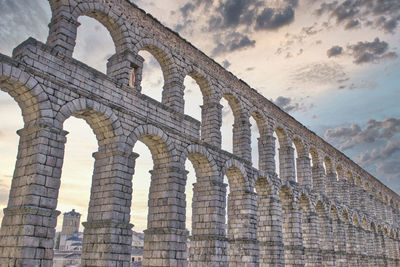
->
0, 0, 399, 266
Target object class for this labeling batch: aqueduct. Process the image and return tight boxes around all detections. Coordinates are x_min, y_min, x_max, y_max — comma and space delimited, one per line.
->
0, 0, 399, 266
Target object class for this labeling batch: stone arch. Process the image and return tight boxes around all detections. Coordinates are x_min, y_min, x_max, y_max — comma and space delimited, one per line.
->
129, 124, 175, 167
134, 38, 177, 88
47, 0, 132, 55
220, 91, 246, 120
220, 91, 251, 160
274, 125, 290, 147
347, 170, 354, 184
293, 136, 306, 156
248, 109, 268, 169
309, 147, 321, 167
341, 209, 350, 223
0, 64, 52, 126
362, 217, 368, 230
336, 164, 344, 180
182, 65, 213, 100
370, 221, 377, 232
255, 175, 273, 195
180, 144, 219, 178
55, 98, 123, 148
323, 156, 334, 175
222, 158, 248, 191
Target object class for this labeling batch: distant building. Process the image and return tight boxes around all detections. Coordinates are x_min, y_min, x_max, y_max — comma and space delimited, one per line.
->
59, 209, 81, 251
131, 231, 144, 266
53, 209, 145, 266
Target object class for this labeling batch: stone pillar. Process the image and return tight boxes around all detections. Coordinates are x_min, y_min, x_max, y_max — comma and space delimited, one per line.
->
302, 210, 322, 267
296, 156, 312, 188
257, 194, 284, 266
143, 166, 189, 267
281, 200, 305, 266
81, 148, 138, 266
349, 185, 360, 209
318, 212, 335, 266
200, 102, 223, 148
372, 231, 383, 266
325, 172, 338, 200
311, 166, 326, 195
345, 223, 358, 266
107, 50, 144, 88
355, 228, 367, 266
232, 115, 252, 162
338, 179, 350, 206
359, 190, 367, 214
162, 80, 185, 113
332, 218, 347, 267
0, 124, 67, 267
47, 15, 79, 56
189, 178, 228, 265
227, 189, 258, 266
258, 130, 277, 175
279, 145, 296, 182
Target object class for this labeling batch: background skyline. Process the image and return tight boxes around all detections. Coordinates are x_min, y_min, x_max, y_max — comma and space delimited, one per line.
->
0, 0, 399, 232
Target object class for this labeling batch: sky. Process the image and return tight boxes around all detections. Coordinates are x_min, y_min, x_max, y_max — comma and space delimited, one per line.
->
0, 0, 399, 232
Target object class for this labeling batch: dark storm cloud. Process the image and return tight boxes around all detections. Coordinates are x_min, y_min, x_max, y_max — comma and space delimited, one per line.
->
180, 3, 196, 18
327, 45, 343, 57
345, 19, 360, 29
255, 6, 295, 30
315, 0, 400, 33
325, 118, 400, 150
211, 32, 256, 56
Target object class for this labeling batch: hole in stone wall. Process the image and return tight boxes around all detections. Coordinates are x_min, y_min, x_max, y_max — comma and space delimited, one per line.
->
273, 131, 279, 177
223, 175, 230, 236
293, 142, 298, 182
138, 51, 164, 102
73, 16, 115, 74
249, 116, 259, 168
183, 76, 202, 122
131, 141, 152, 233
0, 90, 23, 223
184, 160, 196, 236
220, 98, 234, 153
56, 117, 96, 253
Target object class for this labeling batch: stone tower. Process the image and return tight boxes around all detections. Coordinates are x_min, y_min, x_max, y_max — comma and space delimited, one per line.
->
59, 209, 81, 251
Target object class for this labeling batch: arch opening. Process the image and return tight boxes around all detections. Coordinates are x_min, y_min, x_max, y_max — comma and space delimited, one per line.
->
73, 16, 116, 74
56, 117, 97, 254
220, 97, 234, 153
249, 116, 259, 168
183, 75, 202, 121
138, 50, 165, 102
0, 90, 23, 223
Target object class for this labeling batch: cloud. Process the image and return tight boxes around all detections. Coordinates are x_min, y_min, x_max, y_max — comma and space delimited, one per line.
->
347, 37, 397, 64
291, 62, 347, 85
255, 6, 295, 30
358, 138, 400, 164
212, 32, 256, 56
222, 60, 231, 68
272, 96, 311, 113
314, 0, 400, 33
180, 3, 196, 18
327, 45, 343, 57
325, 118, 400, 150
0, 0, 50, 55
327, 38, 398, 64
